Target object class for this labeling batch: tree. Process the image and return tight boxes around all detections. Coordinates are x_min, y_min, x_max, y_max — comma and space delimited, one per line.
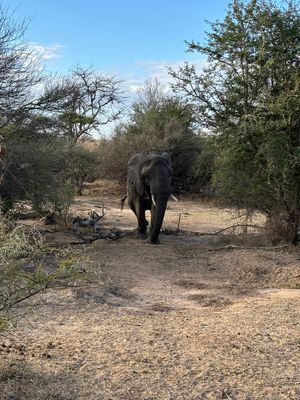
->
69, 144, 101, 195
99, 79, 201, 191
0, 122, 72, 214
0, 7, 73, 215
0, 6, 41, 125
39, 66, 123, 142
170, 0, 300, 244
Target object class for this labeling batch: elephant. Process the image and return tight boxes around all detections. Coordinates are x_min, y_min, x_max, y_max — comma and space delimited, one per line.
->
126, 152, 173, 244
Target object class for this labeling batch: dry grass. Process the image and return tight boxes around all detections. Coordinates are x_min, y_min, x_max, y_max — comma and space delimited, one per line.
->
1, 195, 300, 399
83, 179, 125, 196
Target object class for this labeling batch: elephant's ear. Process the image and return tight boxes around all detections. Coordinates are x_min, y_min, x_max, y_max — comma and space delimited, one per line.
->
135, 155, 147, 196
136, 175, 144, 196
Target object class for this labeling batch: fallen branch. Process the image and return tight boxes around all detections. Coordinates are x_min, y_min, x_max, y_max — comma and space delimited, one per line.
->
69, 229, 125, 245
197, 244, 289, 254
163, 224, 265, 237
68, 240, 93, 245
72, 208, 106, 242
192, 224, 265, 236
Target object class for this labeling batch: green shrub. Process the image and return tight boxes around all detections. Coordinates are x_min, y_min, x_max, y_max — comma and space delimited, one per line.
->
0, 217, 89, 331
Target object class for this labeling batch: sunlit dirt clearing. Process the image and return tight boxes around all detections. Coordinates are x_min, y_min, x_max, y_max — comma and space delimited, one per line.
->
1, 195, 300, 400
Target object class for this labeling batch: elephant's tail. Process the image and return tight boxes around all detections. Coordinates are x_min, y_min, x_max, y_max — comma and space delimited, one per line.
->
120, 195, 127, 211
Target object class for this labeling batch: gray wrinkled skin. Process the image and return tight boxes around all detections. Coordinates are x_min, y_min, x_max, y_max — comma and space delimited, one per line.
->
127, 153, 172, 244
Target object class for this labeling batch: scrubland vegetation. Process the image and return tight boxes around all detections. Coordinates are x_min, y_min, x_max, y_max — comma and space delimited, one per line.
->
1, 2, 300, 398
0, 0, 299, 314
1, 1, 300, 243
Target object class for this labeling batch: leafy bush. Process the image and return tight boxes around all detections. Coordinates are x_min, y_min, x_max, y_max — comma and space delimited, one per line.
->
69, 144, 101, 195
98, 79, 204, 192
190, 135, 217, 196
0, 217, 89, 330
170, 0, 300, 243
0, 125, 74, 215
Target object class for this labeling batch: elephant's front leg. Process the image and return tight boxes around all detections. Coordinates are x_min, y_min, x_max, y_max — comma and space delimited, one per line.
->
149, 205, 160, 244
135, 202, 148, 239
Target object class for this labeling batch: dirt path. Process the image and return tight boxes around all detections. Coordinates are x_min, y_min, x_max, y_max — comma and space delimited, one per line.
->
1, 196, 300, 399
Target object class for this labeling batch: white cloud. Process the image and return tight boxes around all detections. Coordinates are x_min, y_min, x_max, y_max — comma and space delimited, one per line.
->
30, 43, 65, 61
97, 59, 206, 137
123, 59, 206, 94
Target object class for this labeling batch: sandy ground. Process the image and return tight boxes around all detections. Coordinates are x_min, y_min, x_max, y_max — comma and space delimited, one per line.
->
1, 195, 300, 400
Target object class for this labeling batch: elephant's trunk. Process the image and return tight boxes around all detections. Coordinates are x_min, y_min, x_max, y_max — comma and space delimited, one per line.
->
150, 195, 168, 244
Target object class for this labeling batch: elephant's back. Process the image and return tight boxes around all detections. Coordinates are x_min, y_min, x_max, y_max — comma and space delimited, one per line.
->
127, 153, 144, 168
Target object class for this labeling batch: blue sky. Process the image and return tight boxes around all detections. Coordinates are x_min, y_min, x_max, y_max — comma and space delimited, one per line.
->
7, 0, 230, 93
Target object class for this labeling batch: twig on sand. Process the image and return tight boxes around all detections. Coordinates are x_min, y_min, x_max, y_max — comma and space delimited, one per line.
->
221, 388, 232, 399
176, 213, 182, 232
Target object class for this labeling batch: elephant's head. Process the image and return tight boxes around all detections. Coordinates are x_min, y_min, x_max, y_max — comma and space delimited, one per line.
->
139, 153, 172, 243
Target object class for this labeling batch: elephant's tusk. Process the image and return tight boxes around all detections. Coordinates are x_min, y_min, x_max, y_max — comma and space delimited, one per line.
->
170, 193, 178, 202
151, 194, 156, 206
